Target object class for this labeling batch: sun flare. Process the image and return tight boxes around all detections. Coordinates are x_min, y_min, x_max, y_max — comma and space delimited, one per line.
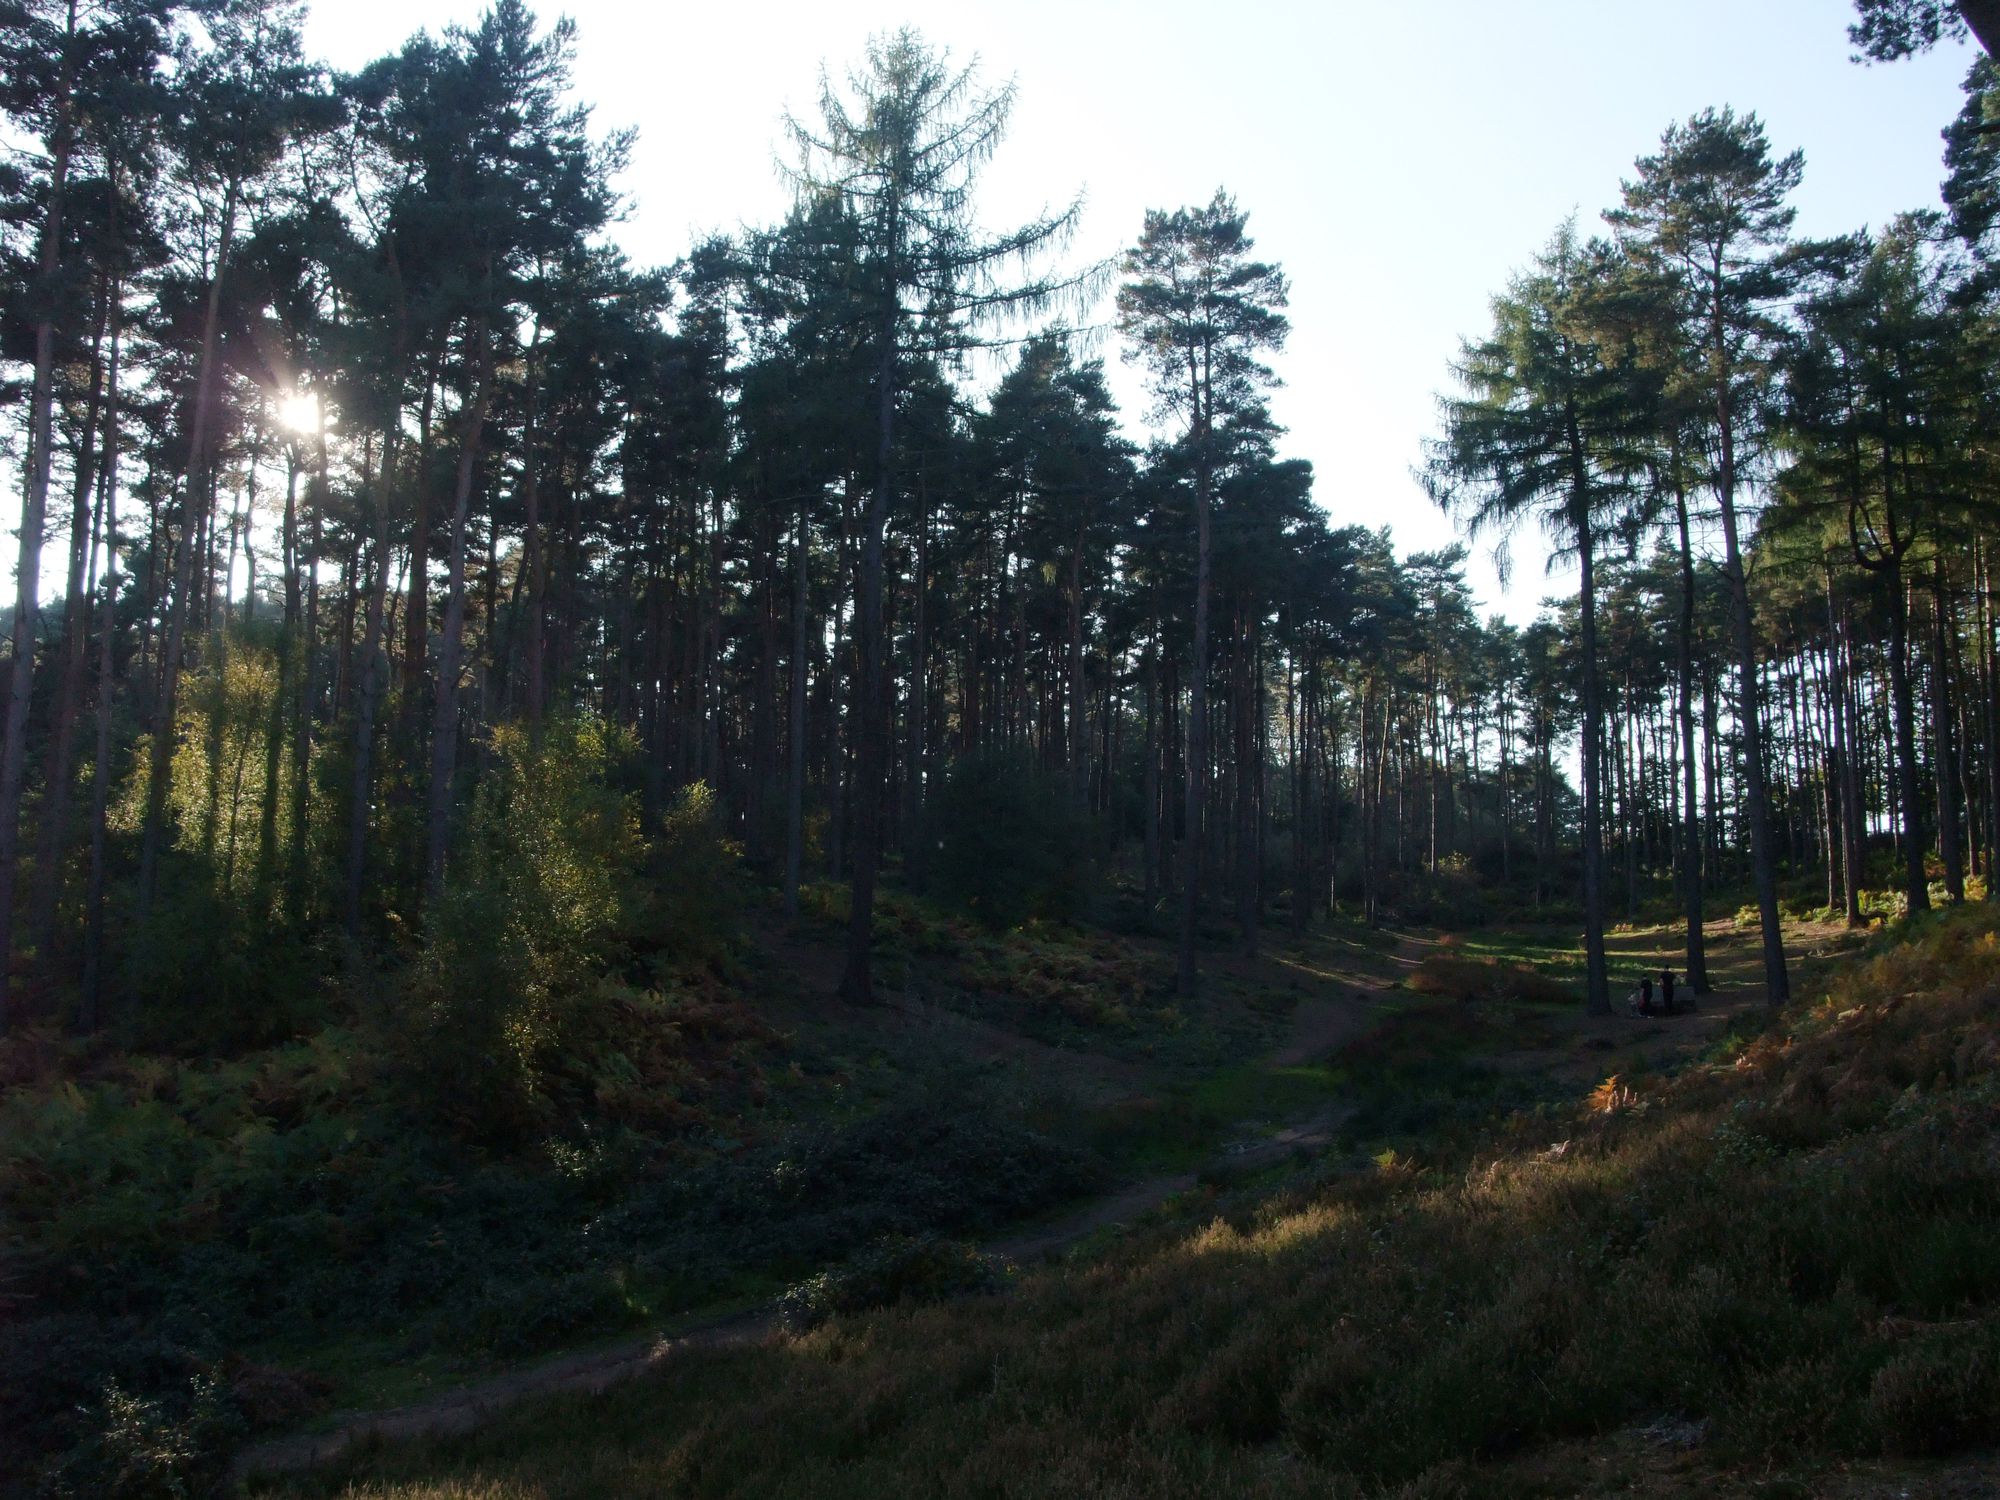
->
277, 392, 321, 434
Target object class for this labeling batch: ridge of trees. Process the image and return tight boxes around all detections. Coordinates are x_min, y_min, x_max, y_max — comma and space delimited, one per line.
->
5, 1, 2000, 1042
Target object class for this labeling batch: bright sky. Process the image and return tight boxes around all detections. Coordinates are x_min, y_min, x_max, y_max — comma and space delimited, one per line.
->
12, 2, 1983, 621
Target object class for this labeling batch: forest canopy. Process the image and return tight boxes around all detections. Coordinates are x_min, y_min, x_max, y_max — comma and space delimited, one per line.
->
0, 0, 1995, 1045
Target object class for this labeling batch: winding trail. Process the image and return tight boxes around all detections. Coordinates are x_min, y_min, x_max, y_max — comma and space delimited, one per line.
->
232, 931, 1422, 1483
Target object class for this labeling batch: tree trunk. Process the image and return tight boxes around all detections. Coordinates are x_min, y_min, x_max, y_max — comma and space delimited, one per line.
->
424, 319, 495, 900
1673, 480, 1712, 988
839, 277, 898, 1005
783, 501, 809, 918
1959, 0, 2000, 55
346, 422, 400, 936
1713, 376, 1790, 1005
79, 292, 123, 1028
1885, 570, 1929, 916
1177, 426, 1214, 996
1931, 552, 1965, 902
0, 75, 79, 1023
138, 183, 239, 924
1576, 512, 1611, 1017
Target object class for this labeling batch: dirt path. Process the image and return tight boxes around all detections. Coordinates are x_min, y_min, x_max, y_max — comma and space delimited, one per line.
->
233, 933, 1419, 1483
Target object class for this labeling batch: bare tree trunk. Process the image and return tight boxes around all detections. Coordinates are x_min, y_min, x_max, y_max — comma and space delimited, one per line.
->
1576, 514, 1611, 1016
1980, 542, 2000, 904
1885, 571, 1929, 916
1931, 551, 1965, 902
424, 319, 495, 900
288, 412, 327, 920
138, 183, 239, 924
80, 295, 123, 1029
840, 289, 897, 1005
346, 425, 399, 936
783, 502, 808, 918
519, 319, 547, 738
904, 482, 929, 887
34, 274, 112, 955
1959, 0, 2000, 55
0, 66, 77, 1024
1177, 432, 1214, 996
1143, 632, 1160, 914
1674, 481, 1711, 988
1713, 318, 1790, 1005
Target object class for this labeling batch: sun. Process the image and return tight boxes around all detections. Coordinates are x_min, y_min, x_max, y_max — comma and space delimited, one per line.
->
277, 392, 321, 435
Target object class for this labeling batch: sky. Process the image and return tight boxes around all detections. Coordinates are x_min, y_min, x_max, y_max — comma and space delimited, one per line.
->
21, 1, 1987, 620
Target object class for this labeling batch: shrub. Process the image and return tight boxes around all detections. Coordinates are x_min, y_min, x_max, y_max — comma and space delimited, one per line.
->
633, 780, 741, 966
605, 1092, 1105, 1268
927, 749, 1093, 928
0, 1314, 222, 1480
777, 1235, 1008, 1332
36, 1374, 244, 1500
1866, 1323, 2000, 1455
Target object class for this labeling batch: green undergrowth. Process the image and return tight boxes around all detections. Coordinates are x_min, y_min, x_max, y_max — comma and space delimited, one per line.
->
264, 905, 2000, 1499
793, 878, 1298, 1070
1074, 1060, 1351, 1176
0, 869, 1115, 1499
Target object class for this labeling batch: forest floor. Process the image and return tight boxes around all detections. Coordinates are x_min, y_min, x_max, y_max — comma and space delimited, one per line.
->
232, 905, 1853, 1484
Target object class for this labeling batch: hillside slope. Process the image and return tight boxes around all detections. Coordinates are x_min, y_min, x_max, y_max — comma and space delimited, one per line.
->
260, 909, 2000, 1498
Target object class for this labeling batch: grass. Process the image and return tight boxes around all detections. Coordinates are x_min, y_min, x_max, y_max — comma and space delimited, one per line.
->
257, 905, 2000, 1499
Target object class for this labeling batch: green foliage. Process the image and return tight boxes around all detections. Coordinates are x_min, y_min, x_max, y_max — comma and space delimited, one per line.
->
927, 749, 1093, 928
105, 643, 326, 1048
632, 780, 741, 966
601, 1093, 1105, 1271
0, 1315, 225, 1497
0, 1002, 1093, 1481
116, 886, 326, 1052
158, 644, 300, 901
403, 716, 642, 1140
1865, 1321, 2000, 1455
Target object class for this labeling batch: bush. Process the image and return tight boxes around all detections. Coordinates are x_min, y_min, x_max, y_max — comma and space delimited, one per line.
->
603, 1092, 1106, 1271
36, 1376, 244, 1500
777, 1235, 1008, 1332
0, 1315, 218, 1480
1866, 1323, 2000, 1455
927, 749, 1093, 928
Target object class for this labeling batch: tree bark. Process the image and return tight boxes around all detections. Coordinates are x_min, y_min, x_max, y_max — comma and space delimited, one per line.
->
424, 318, 495, 900
783, 501, 808, 918
1673, 479, 1712, 988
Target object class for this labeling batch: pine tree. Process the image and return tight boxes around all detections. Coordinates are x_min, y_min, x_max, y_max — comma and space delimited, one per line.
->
783, 28, 1086, 1003
1116, 190, 1288, 995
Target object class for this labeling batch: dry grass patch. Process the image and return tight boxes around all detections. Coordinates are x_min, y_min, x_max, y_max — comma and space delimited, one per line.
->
1406, 952, 1575, 1006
